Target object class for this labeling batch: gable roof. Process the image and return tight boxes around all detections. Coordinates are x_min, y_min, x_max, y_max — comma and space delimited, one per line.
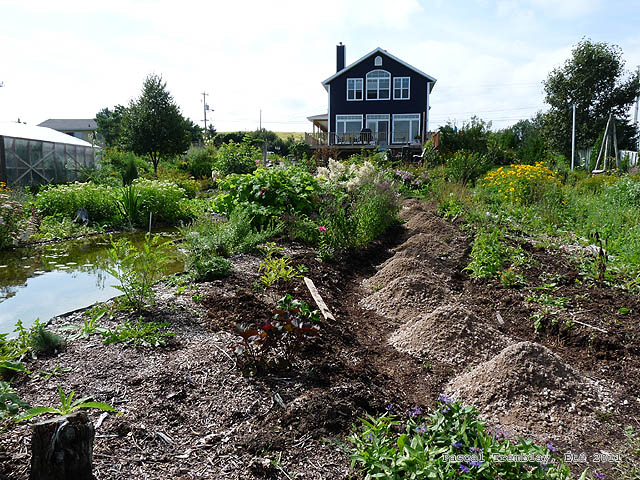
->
321, 47, 437, 90
37, 119, 97, 131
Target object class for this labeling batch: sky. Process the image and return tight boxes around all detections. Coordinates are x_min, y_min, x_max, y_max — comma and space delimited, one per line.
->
0, 0, 639, 133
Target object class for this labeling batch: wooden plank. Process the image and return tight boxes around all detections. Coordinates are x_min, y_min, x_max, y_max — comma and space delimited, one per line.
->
303, 277, 336, 321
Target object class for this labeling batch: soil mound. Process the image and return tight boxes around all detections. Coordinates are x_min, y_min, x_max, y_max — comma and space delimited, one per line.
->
360, 275, 450, 319
445, 341, 617, 440
388, 304, 510, 368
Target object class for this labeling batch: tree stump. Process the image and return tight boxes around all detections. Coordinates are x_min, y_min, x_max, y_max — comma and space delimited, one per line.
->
30, 411, 95, 480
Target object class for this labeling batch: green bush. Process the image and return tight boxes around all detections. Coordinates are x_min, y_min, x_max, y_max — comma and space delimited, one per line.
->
603, 175, 640, 207
214, 166, 322, 226
180, 146, 217, 178
0, 191, 26, 248
213, 140, 260, 176
574, 174, 619, 195
445, 150, 492, 186
464, 228, 507, 278
132, 178, 190, 225
31, 215, 101, 242
188, 255, 232, 281
35, 182, 120, 224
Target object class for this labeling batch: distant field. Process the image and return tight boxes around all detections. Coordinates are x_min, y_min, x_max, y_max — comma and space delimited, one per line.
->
217, 131, 306, 141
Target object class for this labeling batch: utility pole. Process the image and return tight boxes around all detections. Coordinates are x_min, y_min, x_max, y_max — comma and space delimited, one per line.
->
634, 66, 639, 150
202, 92, 209, 132
259, 109, 262, 130
571, 104, 576, 170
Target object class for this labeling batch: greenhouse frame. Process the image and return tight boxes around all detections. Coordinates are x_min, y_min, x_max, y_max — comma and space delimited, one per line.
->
0, 122, 96, 187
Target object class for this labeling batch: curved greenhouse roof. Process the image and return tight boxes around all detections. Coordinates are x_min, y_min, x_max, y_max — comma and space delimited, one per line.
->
0, 122, 93, 147
1, 122, 96, 187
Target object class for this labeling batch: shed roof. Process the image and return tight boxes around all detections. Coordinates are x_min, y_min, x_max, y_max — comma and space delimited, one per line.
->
0, 122, 94, 147
37, 118, 97, 131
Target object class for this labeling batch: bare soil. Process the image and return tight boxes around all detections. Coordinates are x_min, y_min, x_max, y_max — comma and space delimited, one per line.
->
1, 198, 639, 479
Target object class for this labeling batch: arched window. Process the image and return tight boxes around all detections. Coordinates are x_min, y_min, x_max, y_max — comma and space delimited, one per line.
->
374, 55, 382, 66
366, 70, 390, 100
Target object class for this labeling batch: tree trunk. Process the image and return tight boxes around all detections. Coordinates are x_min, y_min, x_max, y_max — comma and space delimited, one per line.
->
30, 411, 95, 480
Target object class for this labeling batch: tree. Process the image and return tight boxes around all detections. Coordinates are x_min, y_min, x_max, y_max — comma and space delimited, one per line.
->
185, 119, 204, 144
543, 39, 640, 157
96, 105, 126, 148
123, 74, 191, 175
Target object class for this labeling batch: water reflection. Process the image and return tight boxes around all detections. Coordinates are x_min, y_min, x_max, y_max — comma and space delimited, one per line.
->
0, 231, 184, 334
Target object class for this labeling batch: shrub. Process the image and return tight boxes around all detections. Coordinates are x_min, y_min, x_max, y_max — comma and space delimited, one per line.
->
0, 190, 26, 248
188, 255, 232, 281
445, 150, 492, 185
180, 146, 216, 178
107, 233, 174, 312
234, 294, 320, 369
132, 178, 190, 225
349, 397, 575, 479
29, 325, 66, 357
214, 167, 322, 226
603, 175, 640, 207
213, 140, 260, 175
34, 182, 120, 225
481, 162, 562, 205
574, 174, 619, 195
257, 243, 307, 288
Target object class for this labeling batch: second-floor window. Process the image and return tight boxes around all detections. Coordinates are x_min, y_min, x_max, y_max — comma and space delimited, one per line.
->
366, 70, 390, 100
394, 77, 410, 100
347, 78, 363, 100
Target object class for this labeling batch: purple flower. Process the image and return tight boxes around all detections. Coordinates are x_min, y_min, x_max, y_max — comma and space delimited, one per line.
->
317, 226, 327, 233
459, 464, 470, 473
452, 441, 463, 449
415, 422, 426, 434
594, 474, 605, 479
409, 406, 422, 417
438, 393, 453, 404
546, 442, 557, 452
470, 446, 483, 454
385, 403, 395, 414
365, 433, 374, 441
468, 460, 482, 467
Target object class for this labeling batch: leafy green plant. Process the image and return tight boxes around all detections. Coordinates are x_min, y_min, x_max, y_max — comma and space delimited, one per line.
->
34, 182, 120, 225
500, 268, 524, 288
213, 140, 260, 176
257, 244, 307, 288
464, 228, 507, 278
30, 326, 66, 357
102, 318, 175, 347
349, 396, 576, 479
0, 381, 29, 419
131, 178, 190, 225
14, 386, 117, 422
107, 233, 174, 312
189, 255, 232, 281
60, 307, 109, 340
116, 184, 141, 229
445, 150, 492, 186
235, 294, 320, 369
37, 365, 73, 380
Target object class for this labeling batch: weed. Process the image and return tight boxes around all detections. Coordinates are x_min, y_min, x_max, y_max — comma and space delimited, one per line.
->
192, 293, 205, 303
60, 306, 109, 340
14, 385, 117, 422
500, 268, 525, 288
0, 381, 29, 420
37, 366, 73, 380
464, 228, 506, 278
102, 318, 175, 348
257, 244, 307, 288
527, 293, 569, 309
116, 184, 141, 229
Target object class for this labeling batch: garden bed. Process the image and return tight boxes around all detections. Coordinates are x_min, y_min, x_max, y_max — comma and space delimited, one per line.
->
1, 198, 639, 479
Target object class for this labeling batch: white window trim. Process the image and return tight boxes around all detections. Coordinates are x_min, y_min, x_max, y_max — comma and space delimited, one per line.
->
374, 55, 382, 66
391, 113, 421, 144
393, 77, 410, 100
335, 114, 363, 140
346, 78, 363, 102
365, 69, 391, 101
366, 114, 390, 144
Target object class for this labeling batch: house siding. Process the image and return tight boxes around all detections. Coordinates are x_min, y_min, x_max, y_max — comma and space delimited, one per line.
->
327, 51, 428, 139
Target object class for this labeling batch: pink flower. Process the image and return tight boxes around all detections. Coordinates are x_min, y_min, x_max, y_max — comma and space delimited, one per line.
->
318, 226, 327, 233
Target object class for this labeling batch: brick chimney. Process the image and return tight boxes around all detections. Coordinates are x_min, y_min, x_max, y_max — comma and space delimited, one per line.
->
336, 43, 345, 72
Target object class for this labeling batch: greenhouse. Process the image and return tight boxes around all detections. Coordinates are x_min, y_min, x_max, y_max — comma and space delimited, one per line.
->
0, 122, 96, 187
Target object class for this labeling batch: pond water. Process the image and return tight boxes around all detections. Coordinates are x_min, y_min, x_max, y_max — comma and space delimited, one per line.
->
0, 231, 184, 335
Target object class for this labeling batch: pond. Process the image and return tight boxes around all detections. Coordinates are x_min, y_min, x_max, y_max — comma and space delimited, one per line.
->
0, 231, 184, 335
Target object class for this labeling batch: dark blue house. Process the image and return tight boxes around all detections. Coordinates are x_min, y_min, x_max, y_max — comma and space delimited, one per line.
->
306, 44, 436, 152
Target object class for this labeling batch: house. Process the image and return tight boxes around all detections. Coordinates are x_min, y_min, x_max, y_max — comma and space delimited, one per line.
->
37, 119, 102, 144
306, 43, 436, 154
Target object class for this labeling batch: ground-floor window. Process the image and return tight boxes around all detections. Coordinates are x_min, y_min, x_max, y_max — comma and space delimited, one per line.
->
335, 115, 362, 142
392, 113, 420, 144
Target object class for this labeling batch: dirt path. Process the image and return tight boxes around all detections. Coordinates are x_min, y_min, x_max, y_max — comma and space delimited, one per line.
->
1, 198, 639, 479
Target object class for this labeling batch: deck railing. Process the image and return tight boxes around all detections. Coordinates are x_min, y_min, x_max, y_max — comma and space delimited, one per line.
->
305, 131, 424, 147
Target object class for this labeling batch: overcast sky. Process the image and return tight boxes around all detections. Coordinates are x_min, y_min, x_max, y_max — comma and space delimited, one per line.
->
1, 0, 639, 133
